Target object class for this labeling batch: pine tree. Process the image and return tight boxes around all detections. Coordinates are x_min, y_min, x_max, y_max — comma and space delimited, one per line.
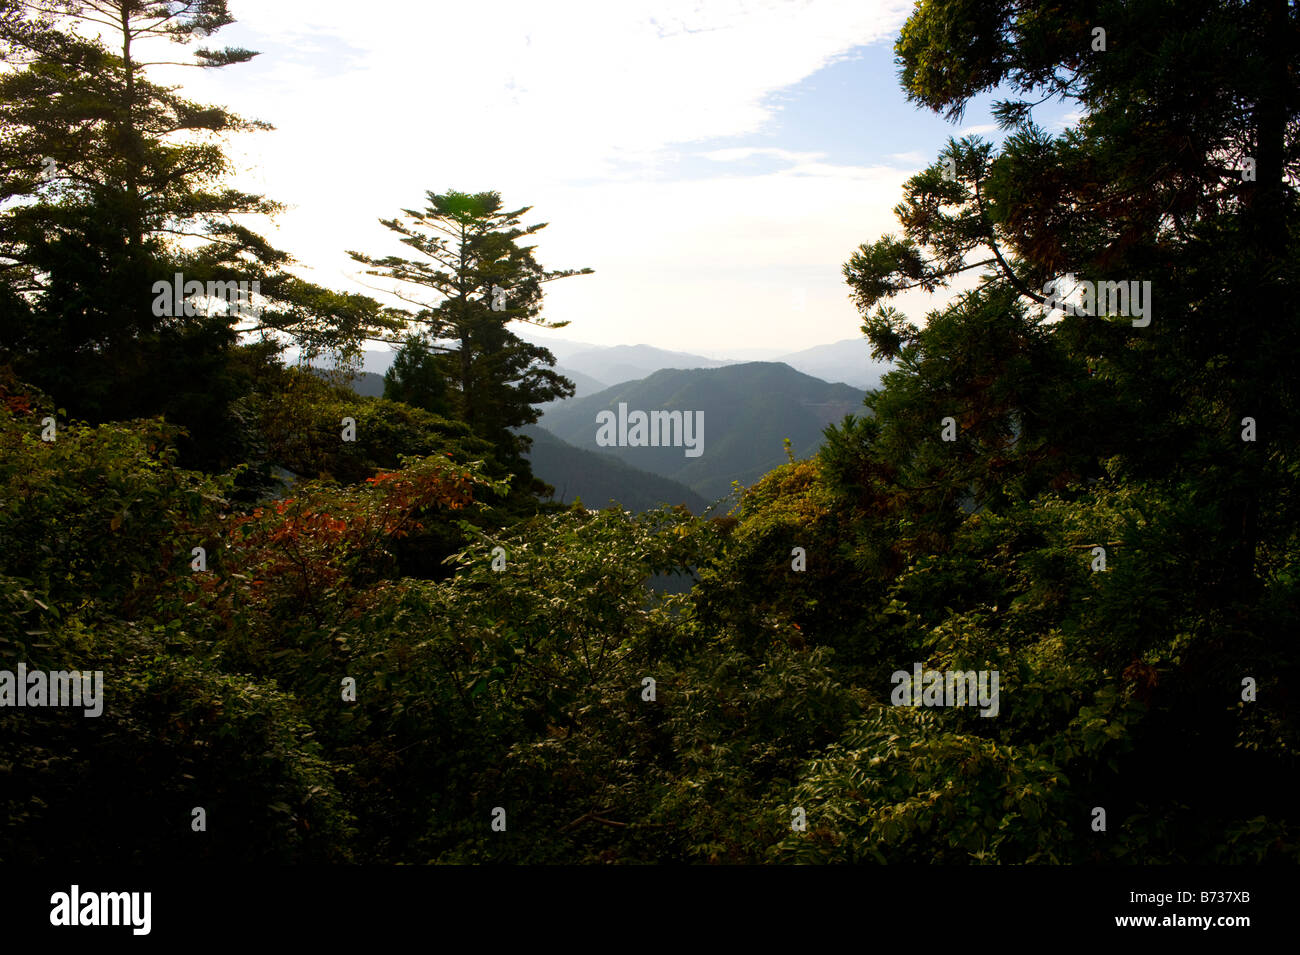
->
848, 0, 1298, 596
383, 332, 451, 417
0, 1, 403, 425
820, 0, 1300, 859
349, 189, 593, 479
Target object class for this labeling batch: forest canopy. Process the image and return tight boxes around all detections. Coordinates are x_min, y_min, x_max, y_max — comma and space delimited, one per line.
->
0, 0, 1295, 865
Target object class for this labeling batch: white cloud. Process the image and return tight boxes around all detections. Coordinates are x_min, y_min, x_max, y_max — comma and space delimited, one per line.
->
885, 150, 928, 166
118, 0, 927, 350
700, 147, 827, 163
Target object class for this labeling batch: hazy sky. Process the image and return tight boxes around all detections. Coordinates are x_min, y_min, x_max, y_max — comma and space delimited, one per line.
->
141, 0, 1075, 356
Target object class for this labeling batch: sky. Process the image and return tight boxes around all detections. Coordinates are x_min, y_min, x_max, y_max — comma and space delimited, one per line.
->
136, 0, 1078, 358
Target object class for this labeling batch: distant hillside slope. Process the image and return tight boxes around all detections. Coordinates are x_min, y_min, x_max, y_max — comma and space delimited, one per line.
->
521, 425, 707, 513
552, 366, 607, 399
311, 367, 386, 397
540, 362, 864, 502
349, 371, 385, 397
774, 339, 892, 390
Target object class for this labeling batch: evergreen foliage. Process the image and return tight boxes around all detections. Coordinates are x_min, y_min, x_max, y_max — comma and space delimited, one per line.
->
0, 0, 1295, 864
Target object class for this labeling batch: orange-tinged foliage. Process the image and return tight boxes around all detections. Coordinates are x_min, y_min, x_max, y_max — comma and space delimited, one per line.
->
176, 455, 497, 625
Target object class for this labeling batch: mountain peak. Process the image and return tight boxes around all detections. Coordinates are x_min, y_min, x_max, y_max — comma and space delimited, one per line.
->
539, 363, 865, 502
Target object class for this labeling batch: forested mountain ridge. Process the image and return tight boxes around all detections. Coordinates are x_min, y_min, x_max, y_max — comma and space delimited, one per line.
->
540, 362, 865, 501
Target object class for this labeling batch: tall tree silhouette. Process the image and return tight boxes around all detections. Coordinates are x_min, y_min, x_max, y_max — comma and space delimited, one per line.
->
349, 189, 593, 479
847, 0, 1298, 597
0, 1, 403, 426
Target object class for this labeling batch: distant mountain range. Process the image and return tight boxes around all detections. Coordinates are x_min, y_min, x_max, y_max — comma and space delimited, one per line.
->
321, 347, 874, 509
539, 362, 864, 503
773, 339, 891, 390
557, 344, 733, 386
539, 338, 890, 391
307, 334, 891, 392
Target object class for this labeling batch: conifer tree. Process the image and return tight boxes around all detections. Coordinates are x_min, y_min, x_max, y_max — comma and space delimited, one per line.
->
845, 0, 1298, 596
382, 332, 451, 418
349, 189, 593, 478
0, 1, 402, 424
